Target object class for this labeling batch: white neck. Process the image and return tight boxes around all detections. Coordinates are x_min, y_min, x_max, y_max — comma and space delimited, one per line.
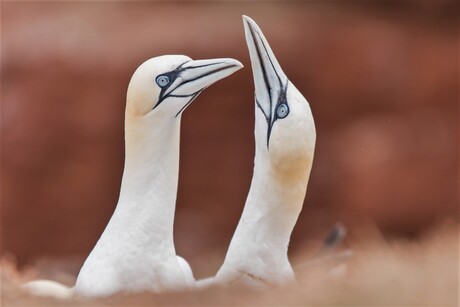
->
217, 149, 313, 284
116, 112, 180, 246
75, 111, 186, 296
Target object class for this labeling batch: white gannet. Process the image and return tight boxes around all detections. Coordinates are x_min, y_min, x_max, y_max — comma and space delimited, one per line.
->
203, 16, 317, 287
23, 55, 243, 298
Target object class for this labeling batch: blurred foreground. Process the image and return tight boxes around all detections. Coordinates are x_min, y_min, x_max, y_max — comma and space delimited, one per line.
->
2, 222, 458, 306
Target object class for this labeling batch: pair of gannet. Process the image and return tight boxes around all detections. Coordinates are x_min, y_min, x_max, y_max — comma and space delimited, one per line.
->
23, 16, 317, 298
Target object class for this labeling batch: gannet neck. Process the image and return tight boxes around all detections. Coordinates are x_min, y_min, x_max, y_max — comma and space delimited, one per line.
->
75, 113, 186, 297
116, 112, 181, 248
217, 149, 313, 284
119, 111, 181, 219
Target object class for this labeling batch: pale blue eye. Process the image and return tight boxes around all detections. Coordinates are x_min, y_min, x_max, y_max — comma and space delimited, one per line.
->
156, 75, 170, 88
276, 103, 289, 119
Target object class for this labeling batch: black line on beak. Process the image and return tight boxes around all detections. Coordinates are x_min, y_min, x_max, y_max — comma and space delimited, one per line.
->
177, 64, 237, 88
255, 30, 284, 89
153, 61, 189, 110
248, 22, 273, 125
182, 62, 222, 70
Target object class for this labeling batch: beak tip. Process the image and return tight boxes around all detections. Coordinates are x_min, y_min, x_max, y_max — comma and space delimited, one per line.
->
242, 15, 252, 24
225, 59, 244, 70
233, 59, 244, 70
242, 15, 256, 30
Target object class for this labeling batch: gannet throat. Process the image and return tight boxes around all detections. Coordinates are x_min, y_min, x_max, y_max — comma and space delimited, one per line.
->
212, 16, 316, 287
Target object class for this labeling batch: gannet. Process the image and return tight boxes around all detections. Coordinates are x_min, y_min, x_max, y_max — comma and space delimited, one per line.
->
23, 55, 243, 298
201, 16, 317, 288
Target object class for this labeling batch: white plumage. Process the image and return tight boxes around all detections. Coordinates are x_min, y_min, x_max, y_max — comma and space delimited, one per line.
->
24, 16, 321, 295
202, 16, 317, 287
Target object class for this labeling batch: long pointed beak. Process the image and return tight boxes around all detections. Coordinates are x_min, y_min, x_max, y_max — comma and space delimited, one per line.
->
166, 58, 243, 97
156, 58, 243, 116
243, 15, 288, 147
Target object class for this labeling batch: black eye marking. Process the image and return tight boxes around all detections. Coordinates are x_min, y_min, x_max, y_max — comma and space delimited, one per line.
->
262, 82, 289, 149
156, 75, 170, 88
274, 82, 289, 120
276, 103, 289, 119
152, 61, 189, 110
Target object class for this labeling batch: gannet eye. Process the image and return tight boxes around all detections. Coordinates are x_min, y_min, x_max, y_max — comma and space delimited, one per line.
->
156, 75, 170, 88
276, 103, 289, 119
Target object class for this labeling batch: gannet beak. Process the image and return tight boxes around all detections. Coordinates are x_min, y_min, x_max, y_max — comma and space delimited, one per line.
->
157, 58, 243, 116
176, 58, 243, 94
243, 15, 288, 147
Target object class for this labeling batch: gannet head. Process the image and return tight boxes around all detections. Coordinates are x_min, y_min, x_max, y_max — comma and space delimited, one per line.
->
126, 55, 243, 118
243, 16, 316, 173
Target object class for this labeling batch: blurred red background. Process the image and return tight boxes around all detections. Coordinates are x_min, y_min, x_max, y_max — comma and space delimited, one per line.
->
1, 1, 458, 278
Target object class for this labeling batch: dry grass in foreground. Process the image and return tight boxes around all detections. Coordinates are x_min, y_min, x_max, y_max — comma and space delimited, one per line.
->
1, 222, 458, 306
